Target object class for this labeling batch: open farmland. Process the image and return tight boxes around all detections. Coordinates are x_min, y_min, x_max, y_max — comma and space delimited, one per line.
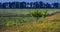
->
0, 9, 60, 14
0, 9, 60, 32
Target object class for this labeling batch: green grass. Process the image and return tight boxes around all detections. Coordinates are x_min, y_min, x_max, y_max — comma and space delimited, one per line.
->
0, 9, 60, 32
0, 9, 60, 14
0, 17, 35, 27
18, 12, 60, 32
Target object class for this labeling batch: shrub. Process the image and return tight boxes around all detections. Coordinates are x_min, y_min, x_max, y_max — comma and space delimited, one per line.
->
30, 10, 48, 20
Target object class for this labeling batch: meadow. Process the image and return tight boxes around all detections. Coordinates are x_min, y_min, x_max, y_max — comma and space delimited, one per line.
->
0, 9, 60, 32
0, 9, 60, 14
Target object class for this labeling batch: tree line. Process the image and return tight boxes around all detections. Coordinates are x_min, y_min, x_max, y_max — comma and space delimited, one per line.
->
0, 1, 60, 8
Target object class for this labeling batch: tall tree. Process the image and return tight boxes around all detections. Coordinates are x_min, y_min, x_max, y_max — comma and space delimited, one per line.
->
26, 3, 30, 8
33, 2, 39, 8
14, 2, 20, 8
30, 2, 34, 8
39, 1, 45, 8
0, 2, 3, 8
20, 2, 26, 8
52, 3, 60, 8
2, 2, 10, 8
45, 3, 51, 8
9, 2, 16, 8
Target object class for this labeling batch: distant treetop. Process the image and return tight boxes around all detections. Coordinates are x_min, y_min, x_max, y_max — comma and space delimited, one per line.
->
0, 1, 60, 9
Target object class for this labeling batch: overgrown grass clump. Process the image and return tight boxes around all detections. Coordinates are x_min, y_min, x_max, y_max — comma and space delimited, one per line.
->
0, 17, 34, 27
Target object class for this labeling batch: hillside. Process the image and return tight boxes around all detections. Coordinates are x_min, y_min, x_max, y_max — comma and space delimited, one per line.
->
2, 12, 60, 32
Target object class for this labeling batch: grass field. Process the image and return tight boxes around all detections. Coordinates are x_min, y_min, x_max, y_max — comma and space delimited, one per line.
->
0, 9, 60, 14
0, 9, 60, 32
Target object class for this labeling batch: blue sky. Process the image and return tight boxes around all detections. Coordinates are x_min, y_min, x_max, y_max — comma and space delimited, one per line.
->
0, 0, 60, 3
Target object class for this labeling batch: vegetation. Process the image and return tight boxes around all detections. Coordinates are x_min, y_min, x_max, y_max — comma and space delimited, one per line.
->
0, 1, 60, 8
0, 17, 35, 27
30, 10, 48, 20
3, 10, 60, 32
0, 9, 60, 32
30, 10, 42, 20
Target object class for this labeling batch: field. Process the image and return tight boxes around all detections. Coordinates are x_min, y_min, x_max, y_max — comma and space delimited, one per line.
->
0, 9, 60, 14
0, 9, 60, 32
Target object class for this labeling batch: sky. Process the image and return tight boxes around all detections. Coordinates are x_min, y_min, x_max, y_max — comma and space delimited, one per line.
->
0, 0, 60, 3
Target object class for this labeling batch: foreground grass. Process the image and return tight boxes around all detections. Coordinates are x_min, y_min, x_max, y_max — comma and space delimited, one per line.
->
0, 9, 60, 32
2, 12, 60, 32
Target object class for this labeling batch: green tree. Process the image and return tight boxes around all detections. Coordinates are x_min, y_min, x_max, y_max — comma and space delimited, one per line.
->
30, 10, 48, 21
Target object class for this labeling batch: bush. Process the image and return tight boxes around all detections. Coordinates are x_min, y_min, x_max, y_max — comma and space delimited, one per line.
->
30, 10, 48, 20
